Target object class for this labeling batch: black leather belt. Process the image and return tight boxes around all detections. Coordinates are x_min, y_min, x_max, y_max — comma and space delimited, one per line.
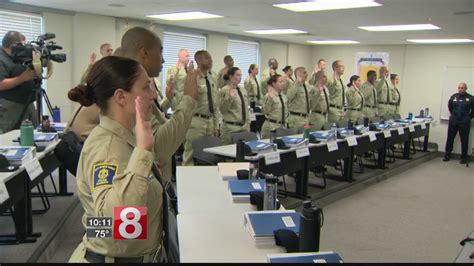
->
378, 102, 389, 105
347, 108, 362, 111
329, 104, 343, 109
364, 105, 376, 108
388, 103, 398, 106
266, 118, 288, 128
312, 110, 327, 115
194, 113, 211, 119
85, 250, 144, 263
289, 111, 308, 117
224, 120, 245, 126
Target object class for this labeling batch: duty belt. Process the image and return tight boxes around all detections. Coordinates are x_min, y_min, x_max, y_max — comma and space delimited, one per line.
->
224, 120, 245, 126
266, 118, 288, 127
378, 102, 390, 105
194, 113, 212, 119
289, 111, 308, 117
312, 110, 327, 115
329, 104, 343, 109
347, 108, 363, 111
364, 105, 376, 108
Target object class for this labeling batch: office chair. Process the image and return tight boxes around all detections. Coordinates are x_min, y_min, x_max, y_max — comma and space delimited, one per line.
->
230, 131, 258, 144
192, 136, 224, 165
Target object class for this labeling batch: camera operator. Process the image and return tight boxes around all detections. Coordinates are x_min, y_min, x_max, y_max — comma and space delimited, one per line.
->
0, 31, 38, 133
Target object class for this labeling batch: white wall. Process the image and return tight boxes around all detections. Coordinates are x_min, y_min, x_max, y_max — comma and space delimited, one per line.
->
312, 44, 474, 155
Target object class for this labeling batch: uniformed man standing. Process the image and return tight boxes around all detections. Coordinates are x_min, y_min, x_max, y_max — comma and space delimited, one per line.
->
360, 70, 378, 120
282, 65, 294, 94
327, 60, 347, 123
309, 58, 327, 85
309, 71, 330, 130
261, 74, 289, 139
217, 55, 234, 89
345, 75, 364, 122
260, 58, 279, 95
244, 64, 262, 105
443, 82, 474, 164
182, 50, 220, 166
166, 49, 190, 110
219, 67, 250, 144
287, 67, 311, 130
375, 66, 392, 118
80, 43, 113, 84
390, 73, 401, 116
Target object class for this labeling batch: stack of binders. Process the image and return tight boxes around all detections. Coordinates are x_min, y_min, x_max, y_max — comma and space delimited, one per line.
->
228, 179, 265, 203
0, 146, 36, 166
244, 210, 301, 244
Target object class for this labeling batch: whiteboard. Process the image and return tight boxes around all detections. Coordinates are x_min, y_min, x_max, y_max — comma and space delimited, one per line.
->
440, 66, 474, 120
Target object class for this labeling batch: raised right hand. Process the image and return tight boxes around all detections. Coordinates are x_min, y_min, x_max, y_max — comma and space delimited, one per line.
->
89, 52, 97, 65
135, 96, 154, 152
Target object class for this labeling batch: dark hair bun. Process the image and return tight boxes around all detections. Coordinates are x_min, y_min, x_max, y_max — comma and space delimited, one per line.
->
68, 84, 94, 107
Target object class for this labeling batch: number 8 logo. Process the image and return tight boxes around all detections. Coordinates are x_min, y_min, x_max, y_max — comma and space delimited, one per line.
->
114, 206, 147, 240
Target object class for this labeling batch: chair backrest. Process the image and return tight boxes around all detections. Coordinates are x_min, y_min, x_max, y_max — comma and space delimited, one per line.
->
192, 136, 222, 165
322, 122, 334, 130
231, 131, 258, 144
275, 127, 297, 137
336, 118, 350, 128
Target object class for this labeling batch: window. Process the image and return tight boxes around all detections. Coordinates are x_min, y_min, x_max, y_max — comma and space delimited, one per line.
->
227, 39, 260, 84
161, 32, 207, 89
0, 9, 43, 43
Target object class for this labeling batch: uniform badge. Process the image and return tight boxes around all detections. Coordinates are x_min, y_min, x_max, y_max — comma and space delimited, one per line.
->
466, 98, 470, 101
92, 163, 117, 189
453, 98, 457, 102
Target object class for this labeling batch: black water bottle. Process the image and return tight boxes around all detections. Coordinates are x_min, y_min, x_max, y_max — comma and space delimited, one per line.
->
363, 117, 369, 127
236, 139, 245, 162
298, 201, 323, 252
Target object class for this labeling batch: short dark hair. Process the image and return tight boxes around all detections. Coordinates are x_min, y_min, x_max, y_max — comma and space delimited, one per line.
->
267, 74, 282, 86
223, 67, 240, 81
367, 70, 376, 79
224, 55, 233, 62
248, 64, 257, 74
194, 50, 209, 62
390, 73, 398, 81
282, 66, 292, 73
68, 56, 142, 111
2, 31, 22, 48
120, 27, 159, 58
347, 75, 360, 87
332, 60, 342, 70
317, 58, 326, 64
294, 67, 305, 77
100, 43, 111, 51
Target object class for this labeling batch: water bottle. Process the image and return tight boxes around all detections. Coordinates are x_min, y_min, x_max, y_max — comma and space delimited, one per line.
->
250, 100, 256, 112
20, 119, 34, 146
299, 201, 323, 252
424, 108, 429, 117
236, 139, 245, 162
52, 106, 61, 122
408, 112, 413, 120
303, 124, 310, 139
330, 123, 337, 141
363, 117, 369, 127
270, 129, 277, 143
263, 174, 278, 210
420, 109, 425, 118
249, 163, 258, 180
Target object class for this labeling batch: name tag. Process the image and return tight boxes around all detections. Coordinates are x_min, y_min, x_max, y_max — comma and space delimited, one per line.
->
346, 136, 358, 147
281, 216, 296, 228
420, 123, 426, 130
249, 113, 257, 121
368, 132, 377, 142
251, 182, 262, 190
327, 141, 338, 152
0, 182, 9, 205
265, 152, 281, 165
409, 125, 415, 133
383, 130, 392, 138
296, 147, 310, 158
397, 127, 404, 135
25, 158, 43, 181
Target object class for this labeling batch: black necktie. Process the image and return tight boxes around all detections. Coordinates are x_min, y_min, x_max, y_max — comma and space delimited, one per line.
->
373, 87, 377, 107
339, 79, 345, 107
385, 80, 390, 103
153, 80, 163, 112
395, 88, 400, 105
303, 84, 310, 114
205, 76, 214, 114
358, 89, 364, 109
236, 87, 246, 123
323, 88, 330, 113
278, 93, 286, 126
255, 77, 261, 100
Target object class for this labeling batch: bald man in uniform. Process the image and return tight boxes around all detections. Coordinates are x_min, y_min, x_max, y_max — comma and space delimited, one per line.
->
260, 58, 279, 96
287, 67, 311, 130
327, 60, 346, 123
375, 66, 392, 118
166, 49, 190, 110
182, 50, 220, 166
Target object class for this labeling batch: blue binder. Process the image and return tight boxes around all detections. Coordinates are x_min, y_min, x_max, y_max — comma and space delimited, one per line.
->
245, 211, 301, 238
280, 136, 306, 146
245, 140, 274, 152
268, 252, 344, 263
228, 179, 265, 195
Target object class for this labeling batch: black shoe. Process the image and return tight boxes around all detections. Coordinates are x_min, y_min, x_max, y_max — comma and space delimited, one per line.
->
460, 158, 467, 164
442, 156, 450, 162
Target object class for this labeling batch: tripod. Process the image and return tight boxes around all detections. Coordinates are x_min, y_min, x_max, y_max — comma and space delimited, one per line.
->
34, 78, 54, 125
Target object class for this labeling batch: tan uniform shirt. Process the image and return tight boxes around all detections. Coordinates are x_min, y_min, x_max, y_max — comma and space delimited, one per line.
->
345, 86, 364, 110
287, 81, 311, 115
195, 73, 220, 129
327, 77, 347, 108
360, 81, 378, 108
309, 86, 330, 114
391, 86, 401, 106
260, 69, 278, 95
65, 104, 100, 142
217, 67, 228, 90
219, 85, 250, 124
153, 78, 171, 112
166, 66, 187, 110
244, 76, 262, 102
77, 115, 163, 258
283, 78, 294, 94
263, 87, 289, 124
375, 77, 392, 104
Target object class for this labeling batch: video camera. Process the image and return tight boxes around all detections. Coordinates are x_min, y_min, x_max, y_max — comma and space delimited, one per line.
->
11, 33, 66, 78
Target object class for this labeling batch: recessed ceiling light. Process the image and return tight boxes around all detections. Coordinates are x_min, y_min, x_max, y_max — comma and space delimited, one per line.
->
358, 24, 440, 31
245, 29, 307, 35
307, 40, 359, 44
147, 12, 223, 21
274, 0, 381, 12
407, 39, 474, 44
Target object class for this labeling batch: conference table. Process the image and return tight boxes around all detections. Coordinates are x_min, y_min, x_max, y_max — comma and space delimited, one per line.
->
204, 120, 432, 198
176, 166, 285, 262
0, 130, 64, 245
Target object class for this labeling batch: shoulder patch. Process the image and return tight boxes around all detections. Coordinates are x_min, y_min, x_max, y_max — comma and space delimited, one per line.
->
92, 163, 117, 190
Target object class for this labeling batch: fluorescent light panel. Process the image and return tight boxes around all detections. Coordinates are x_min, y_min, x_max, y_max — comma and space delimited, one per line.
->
147, 12, 222, 21
358, 24, 440, 31
407, 39, 474, 44
307, 40, 359, 44
245, 29, 307, 35
274, 0, 381, 12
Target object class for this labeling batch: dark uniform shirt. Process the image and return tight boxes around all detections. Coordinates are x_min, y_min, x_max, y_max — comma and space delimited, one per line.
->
448, 92, 474, 123
0, 48, 35, 104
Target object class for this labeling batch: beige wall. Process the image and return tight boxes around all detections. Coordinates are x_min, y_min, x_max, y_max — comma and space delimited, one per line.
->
312, 44, 474, 155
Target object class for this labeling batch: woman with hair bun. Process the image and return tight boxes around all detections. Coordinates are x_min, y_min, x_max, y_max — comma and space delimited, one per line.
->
345, 75, 364, 122
261, 74, 289, 138
69, 56, 165, 262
